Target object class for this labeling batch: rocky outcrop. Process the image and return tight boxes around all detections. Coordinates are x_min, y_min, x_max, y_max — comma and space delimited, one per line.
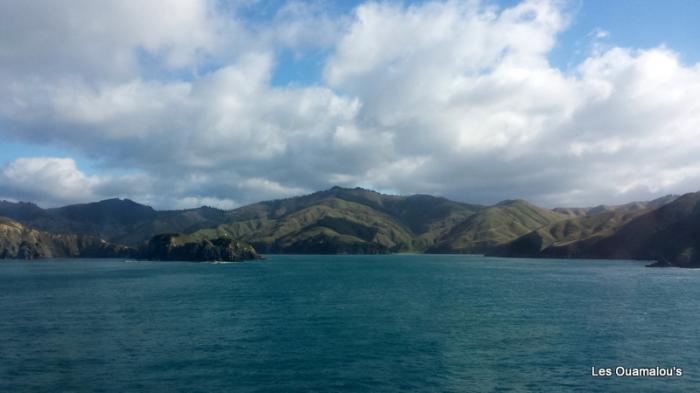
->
138, 233, 261, 262
646, 259, 674, 268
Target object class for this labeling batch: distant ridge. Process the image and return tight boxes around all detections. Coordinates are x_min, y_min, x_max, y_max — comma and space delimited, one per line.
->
3, 187, 698, 266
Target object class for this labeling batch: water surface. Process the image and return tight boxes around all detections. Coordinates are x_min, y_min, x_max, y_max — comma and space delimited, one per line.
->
1, 255, 698, 392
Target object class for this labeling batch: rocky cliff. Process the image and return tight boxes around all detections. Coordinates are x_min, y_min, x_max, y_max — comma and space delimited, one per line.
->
138, 233, 261, 262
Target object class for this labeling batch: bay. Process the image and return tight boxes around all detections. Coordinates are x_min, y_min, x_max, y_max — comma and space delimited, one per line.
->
1, 255, 698, 392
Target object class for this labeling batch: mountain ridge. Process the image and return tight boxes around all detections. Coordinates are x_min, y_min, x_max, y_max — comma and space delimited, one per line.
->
1, 187, 694, 265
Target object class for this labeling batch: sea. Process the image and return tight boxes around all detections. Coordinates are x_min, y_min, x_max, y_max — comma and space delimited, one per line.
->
1, 255, 698, 392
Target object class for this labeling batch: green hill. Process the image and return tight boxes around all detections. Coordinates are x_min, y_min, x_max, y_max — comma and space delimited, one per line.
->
138, 233, 260, 262
495, 206, 654, 257
494, 193, 700, 266
549, 192, 700, 266
428, 200, 569, 253
0, 187, 489, 254
1, 187, 687, 258
186, 187, 482, 253
0, 198, 230, 247
0, 216, 129, 259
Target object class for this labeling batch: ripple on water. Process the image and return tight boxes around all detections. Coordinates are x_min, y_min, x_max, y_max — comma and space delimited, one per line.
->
0, 255, 699, 392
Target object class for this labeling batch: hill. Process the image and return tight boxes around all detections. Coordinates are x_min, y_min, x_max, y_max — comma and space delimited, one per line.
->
137, 233, 260, 262
552, 192, 700, 266
186, 187, 483, 253
427, 200, 569, 253
1, 187, 493, 254
1, 187, 687, 259
495, 193, 700, 267
495, 197, 674, 257
0, 216, 129, 259
0, 198, 230, 246
0, 215, 261, 262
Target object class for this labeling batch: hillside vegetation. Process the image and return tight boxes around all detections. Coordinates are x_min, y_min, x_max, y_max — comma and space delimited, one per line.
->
539, 192, 700, 266
3, 187, 695, 265
0, 216, 129, 259
428, 200, 568, 252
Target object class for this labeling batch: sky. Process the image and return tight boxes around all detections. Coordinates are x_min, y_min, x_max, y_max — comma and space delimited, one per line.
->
1, 0, 700, 209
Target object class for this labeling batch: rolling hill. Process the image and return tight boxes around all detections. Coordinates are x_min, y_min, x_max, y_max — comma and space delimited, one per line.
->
427, 200, 569, 252
492, 193, 700, 267
540, 192, 700, 266
0, 198, 230, 246
495, 195, 678, 257
185, 187, 483, 253
0, 187, 496, 253
1, 187, 692, 262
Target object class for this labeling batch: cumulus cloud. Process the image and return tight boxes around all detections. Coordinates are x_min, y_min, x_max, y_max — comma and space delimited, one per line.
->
0, 157, 153, 207
1, 0, 700, 208
0, 158, 98, 206
0, 0, 234, 82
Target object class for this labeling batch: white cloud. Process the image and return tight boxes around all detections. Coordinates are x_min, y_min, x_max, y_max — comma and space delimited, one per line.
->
592, 28, 609, 39
1, 0, 700, 209
172, 196, 239, 210
239, 178, 307, 198
0, 158, 97, 204
0, 0, 233, 82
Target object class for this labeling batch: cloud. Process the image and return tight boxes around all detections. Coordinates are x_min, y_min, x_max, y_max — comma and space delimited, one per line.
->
0, 157, 151, 207
1, 0, 700, 209
0, 158, 98, 206
0, 157, 281, 209
172, 196, 239, 210
592, 28, 609, 39
0, 0, 234, 82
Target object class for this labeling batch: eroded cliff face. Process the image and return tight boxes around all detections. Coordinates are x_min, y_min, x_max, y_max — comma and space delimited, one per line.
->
138, 234, 261, 262
0, 217, 129, 259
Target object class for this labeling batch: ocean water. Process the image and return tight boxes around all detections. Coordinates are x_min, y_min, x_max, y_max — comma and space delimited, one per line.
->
1, 255, 699, 393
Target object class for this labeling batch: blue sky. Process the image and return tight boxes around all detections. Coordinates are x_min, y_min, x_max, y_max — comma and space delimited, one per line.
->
6, 0, 700, 164
1, 0, 700, 208
551, 0, 700, 67
271, 0, 700, 87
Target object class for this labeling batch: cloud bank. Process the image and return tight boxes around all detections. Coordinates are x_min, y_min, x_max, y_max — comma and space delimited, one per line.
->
1, 0, 700, 208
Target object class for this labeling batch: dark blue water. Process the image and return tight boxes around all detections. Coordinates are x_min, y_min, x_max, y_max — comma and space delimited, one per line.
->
1, 255, 699, 392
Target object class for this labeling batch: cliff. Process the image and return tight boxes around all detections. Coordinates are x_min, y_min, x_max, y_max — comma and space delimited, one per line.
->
138, 233, 261, 262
